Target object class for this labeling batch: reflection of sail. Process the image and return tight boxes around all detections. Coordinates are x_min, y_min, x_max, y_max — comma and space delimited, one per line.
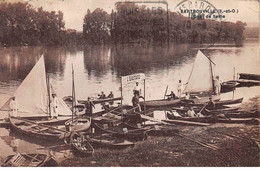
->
183, 50, 214, 94
15, 56, 48, 115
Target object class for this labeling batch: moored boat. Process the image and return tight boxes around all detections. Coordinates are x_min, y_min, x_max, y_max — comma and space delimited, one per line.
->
184, 98, 243, 107
9, 117, 70, 141
139, 99, 181, 108
86, 133, 135, 149
70, 132, 94, 157
217, 118, 259, 124
125, 122, 179, 136
94, 123, 147, 141
2, 153, 58, 167
221, 81, 236, 93
166, 112, 217, 123
239, 73, 260, 81
65, 117, 91, 132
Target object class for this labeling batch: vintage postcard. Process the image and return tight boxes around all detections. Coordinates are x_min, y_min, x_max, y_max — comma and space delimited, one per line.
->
0, 0, 259, 167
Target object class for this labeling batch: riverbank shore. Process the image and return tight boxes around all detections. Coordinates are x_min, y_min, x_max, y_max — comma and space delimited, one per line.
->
61, 96, 259, 167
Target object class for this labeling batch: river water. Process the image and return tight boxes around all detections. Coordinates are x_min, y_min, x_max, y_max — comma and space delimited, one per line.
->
0, 40, 259, 163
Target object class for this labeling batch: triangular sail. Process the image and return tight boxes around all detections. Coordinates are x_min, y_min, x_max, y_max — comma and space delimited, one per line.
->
183, 50, 214, 94
49, 84, 72, 116
14, 56, 49, 115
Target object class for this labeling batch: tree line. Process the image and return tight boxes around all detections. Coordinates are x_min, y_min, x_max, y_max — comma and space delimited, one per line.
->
0, 2, 247, 46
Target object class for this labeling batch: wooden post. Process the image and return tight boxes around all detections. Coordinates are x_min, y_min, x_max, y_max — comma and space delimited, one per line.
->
144, 79, 146, 115
233, 67, 236, 80
72, 64, 75, 123
120, 76, 123, 119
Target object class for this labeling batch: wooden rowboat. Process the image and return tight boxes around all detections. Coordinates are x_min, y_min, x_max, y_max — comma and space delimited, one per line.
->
239, 73, 260, 81
86, 133, 135, 149
205, 109, 259, 118
77, 97, 122, 105
9, 117, 70, 141
65, 117, 91, 132
70, 132, 94, 157
2, 153, 58, 167
94, 123, 147, 141
166, 112, 217, 123
140, 99, 181, 108
221, 81, 236, 93
125, 122, 179, 136
185, 98, 243, 107
217, 118, 259, 124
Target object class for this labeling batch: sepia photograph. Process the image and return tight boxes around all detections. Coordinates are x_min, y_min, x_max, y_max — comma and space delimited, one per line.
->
0, 0, 259, 167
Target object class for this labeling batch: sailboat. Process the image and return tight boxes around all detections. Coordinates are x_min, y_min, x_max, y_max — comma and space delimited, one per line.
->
182, 50, 221, 103
64, 65, 91, 132
1, 56, 73, 123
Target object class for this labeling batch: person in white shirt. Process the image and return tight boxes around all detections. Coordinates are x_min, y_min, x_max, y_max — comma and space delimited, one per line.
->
187, 107, 196, 117
133, 82, 141, 96
9, 96, 17, 117
51, 93, 58, 119
214, 76, 221, 94
177, 80, 183, 98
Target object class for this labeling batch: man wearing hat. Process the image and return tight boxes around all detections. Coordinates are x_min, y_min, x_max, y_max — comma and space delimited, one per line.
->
206, 97, 215, 110
51, 93, 58, 119
85, 97, 95, 116
9, 96, 17, 117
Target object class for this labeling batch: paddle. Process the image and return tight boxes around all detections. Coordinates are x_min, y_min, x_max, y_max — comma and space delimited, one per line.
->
164, 85, 168, 99
196, 104, 206, 117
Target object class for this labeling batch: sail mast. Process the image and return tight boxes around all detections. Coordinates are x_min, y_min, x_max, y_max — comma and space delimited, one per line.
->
209, 56, 215, 94
72, 64, 75, 122
47, 75, 51, 117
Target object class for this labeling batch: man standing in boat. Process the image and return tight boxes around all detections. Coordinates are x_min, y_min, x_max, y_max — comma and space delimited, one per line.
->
9, 96, 17, 117
85, 97, 95, 116
133, 82, 141, 96
214, 76, 221, 94
107, 91, 114, 105
51, 93, 58, 119
132, 93, 144, 113
177, 80, 187, 98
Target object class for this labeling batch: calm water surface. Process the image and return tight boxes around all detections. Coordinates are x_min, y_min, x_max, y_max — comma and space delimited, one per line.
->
0, 40, 259, 163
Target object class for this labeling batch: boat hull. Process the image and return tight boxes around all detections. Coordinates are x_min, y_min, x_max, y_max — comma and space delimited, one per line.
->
70, 132, 94, 157
9, 117, 69, 141
2, 153, 58, 167
140, 99, 181, 108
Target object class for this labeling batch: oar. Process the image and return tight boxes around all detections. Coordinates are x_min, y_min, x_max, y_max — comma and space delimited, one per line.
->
164, 85, 168, 99
37, 143, 69, 150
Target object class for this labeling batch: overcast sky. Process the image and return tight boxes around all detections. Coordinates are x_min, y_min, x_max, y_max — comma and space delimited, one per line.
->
5, 0, 260, 31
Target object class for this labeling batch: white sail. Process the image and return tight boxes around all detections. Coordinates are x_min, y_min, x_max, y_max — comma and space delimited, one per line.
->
14, 56, 49, 115
49, 84, 72, 116
183, 50, 214, 94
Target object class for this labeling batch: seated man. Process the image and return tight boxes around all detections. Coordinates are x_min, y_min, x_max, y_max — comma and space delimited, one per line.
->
205, 97, 215, 110
98, 91, 106, 99
187, 107, 196, 117
166, 91, 176, 100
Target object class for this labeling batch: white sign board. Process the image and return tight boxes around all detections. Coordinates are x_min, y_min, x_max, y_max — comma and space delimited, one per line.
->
121, 73, 145, 85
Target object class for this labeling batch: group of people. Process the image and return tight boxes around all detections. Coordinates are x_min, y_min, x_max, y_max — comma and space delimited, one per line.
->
84, 91, 114, 116
9, 93, 60, 119
183, 97, 216, 118
166, 76, 221, 100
